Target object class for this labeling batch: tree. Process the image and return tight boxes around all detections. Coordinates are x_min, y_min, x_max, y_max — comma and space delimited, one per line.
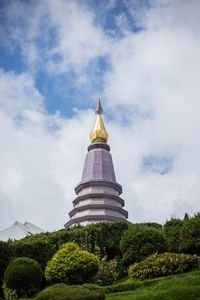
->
179, 213, 200, 256
120, 224, 166, 266
164, 218, 183, 252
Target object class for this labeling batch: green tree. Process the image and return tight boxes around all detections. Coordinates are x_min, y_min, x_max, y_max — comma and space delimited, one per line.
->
164, 218, 183, 252
179, 213, 200, 255
120, 224, 166, 266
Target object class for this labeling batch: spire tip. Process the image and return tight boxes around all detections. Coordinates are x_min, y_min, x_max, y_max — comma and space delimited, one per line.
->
95, 97, 103, 114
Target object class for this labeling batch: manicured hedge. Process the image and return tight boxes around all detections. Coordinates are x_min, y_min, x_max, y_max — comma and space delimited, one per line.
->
36, 283, 105, 300
3, 257, 43, 298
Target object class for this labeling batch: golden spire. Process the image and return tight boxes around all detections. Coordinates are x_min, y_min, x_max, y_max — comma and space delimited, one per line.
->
90, 98, 108, 143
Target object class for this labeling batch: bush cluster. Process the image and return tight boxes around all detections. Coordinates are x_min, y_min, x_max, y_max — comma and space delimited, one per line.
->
36, 283, 105, 300
129, 252, 199, 280
45, 242, 99, 284
97, 258, 119, 286
3, 257, 43, 298
120, 224, 166, 265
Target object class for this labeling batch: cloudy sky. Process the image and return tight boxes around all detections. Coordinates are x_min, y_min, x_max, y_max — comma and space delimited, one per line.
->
0, 0, 200, 231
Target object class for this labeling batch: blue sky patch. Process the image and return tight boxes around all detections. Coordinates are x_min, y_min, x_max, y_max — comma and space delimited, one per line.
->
141, 155, 173, 175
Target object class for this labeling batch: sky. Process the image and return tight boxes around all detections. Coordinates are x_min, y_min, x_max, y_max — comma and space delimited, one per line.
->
0, 0, 200, 232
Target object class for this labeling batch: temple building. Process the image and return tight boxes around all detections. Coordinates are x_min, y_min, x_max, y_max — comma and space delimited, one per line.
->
65, 99, 128, 228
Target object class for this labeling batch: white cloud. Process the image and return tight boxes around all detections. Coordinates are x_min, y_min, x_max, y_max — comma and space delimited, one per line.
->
0, 70, 95, 231
45, 0, 110, 74
0, 0, 200, 232
102, 0, 200, 223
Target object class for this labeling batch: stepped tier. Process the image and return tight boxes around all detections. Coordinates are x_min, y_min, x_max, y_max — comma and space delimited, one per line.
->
65, 142, 128, 228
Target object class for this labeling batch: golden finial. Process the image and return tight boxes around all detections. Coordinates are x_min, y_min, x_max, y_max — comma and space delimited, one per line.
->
90, 98, 108, 143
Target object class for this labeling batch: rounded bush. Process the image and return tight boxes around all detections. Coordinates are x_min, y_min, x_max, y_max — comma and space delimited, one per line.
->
3, 257, 43, 297
120, 224, 166, 265
45, 242, 99, 284
129, 252, 199, 279
36, 283, 105, 300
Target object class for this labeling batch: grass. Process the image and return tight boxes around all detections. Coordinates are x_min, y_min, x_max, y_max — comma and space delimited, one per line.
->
9, 270, 200, 300
106, 271, 200, 300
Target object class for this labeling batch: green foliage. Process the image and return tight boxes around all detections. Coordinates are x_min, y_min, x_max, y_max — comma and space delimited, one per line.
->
107, 271, 200, 300
13, 236, 56, 269
164, 218, 183, 252
9, 221, 128, 269
179, 213, 200, 256
0, 241, 13, 298
97, 258, 119, 286
136, 222, 163, 232
3, 257, 43, 298
93, 221, 129, 259
35, 283, 105, 300
120, 224, 166, 265
45, 242, 99, 284
129, 252, 199, 280
164, 213, 200, 256
104, 277, 163, 294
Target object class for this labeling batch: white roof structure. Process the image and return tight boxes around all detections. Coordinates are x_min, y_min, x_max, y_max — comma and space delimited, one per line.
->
0, 221, 44, 242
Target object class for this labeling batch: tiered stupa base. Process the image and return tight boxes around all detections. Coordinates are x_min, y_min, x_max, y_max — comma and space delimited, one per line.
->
65, 143, 128, 228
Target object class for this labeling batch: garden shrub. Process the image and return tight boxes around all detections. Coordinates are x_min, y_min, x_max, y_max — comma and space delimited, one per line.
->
3, 257, 43, 298
45, 242, 99, 284
120, 224, 166, 265
35, 283, 105, 300
129, 252, 199, 279
97, 257, 119, 285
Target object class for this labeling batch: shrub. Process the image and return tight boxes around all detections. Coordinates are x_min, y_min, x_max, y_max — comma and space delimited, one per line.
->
35, 283, 105, 300
120, 224, 166, 265
129, 252, 199, 280
3, 257, 43, 298
45, 242, 99, 284
97, 258, 119, 285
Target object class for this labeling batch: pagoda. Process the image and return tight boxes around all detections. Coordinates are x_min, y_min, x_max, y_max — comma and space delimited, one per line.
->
65, 98, 128, 227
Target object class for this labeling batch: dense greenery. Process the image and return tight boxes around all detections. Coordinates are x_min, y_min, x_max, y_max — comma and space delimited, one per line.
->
0, 241, 12, 298
45, 242, 99, 284
3, 257, 43, 298
129, 252, 199, 280
164, 218, 183, 252
107, 271, 200, 300
164, 213, 200, 256
6, 221, 128, 268
0, 214, 199, 299
36, 283, 105, 300
120, 224, 166, 265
